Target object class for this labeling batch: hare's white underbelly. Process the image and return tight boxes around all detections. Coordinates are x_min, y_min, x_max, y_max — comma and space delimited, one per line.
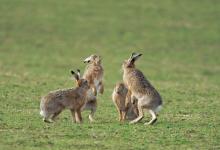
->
131, 92, 143, 100
132, 92, 162, 112
132, 93, 150, 105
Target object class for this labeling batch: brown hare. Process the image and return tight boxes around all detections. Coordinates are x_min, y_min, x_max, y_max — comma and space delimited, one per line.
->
40, 69, 90, 123
83, 54, 104, 96
82, 54, 104, 122
122, 53, 163, 125
73, 69, 97, 122
112, 82, 138, 122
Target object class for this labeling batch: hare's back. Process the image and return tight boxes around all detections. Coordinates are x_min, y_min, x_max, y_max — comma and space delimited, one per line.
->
128, 70, 153, 91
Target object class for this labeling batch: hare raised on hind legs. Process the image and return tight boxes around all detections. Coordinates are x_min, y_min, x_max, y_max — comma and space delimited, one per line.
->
122, 53, 163, 125
82, 54, 104, 122
83, 54, 104, 96
39, 69, 90, 123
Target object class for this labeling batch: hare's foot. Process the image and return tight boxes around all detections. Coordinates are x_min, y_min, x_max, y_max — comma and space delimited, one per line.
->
43, 118, 53, 123
144, 118, 157, 125
144, 110, 157, 125
130, 103, 144, 124
89, 115, 95, 122
129, 115, 143, 124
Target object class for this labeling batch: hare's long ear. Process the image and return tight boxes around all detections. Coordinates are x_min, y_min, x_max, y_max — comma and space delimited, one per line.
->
83, 54, 93, 63
77, 69, 81, 78
129, 52, 142, 63
71, 70, 79, 81
129, 52, 136, 60
95, 55, 101, 64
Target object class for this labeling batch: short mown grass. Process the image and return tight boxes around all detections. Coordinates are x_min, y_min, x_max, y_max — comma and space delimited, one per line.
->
0, 0, 219, 149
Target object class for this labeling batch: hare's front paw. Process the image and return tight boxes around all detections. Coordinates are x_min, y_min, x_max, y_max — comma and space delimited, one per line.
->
43, 118, 53, 123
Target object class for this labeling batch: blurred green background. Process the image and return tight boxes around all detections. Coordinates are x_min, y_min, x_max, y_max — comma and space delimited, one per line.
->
0, 0, 219, 149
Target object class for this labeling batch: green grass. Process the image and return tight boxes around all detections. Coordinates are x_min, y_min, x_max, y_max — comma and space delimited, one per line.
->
0, 0, 220, 149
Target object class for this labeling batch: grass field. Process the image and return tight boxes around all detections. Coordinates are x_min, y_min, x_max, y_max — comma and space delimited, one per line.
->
0, 0, 220, 149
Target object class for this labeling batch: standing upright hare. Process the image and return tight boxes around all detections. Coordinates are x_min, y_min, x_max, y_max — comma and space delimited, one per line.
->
81, 54, 104, 122
112, 82, 138, 122
40, 69, 90, 123
122, 53, 163, 125
83, 54, 104, 96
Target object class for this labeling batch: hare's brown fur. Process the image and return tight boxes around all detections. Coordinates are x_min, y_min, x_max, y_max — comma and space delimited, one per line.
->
40, 70, 89, 123
83, 54, 104, 95
112, 82, 138, 122
122, 53, 163, 125
82, 54, 104, 122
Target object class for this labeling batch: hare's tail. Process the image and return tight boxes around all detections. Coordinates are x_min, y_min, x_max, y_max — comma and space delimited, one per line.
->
40, 110, 45, 117
155, 105, 162, 114
40, 97, 47, 118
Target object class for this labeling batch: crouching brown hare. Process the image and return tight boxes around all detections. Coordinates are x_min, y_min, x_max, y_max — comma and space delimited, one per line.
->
40, 69, 90, 123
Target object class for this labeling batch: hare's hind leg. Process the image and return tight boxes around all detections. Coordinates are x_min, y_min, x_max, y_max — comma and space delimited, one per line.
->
51, 110, 62, 121
129, 104, 144, 124
41, 112, 53, 123
144, 109, 157, 125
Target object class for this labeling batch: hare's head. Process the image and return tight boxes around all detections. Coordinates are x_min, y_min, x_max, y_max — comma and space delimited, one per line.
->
122, 53, 142, 70
115, 83, 127, 94
83, 54, 102, 65
71, 69, 90, 90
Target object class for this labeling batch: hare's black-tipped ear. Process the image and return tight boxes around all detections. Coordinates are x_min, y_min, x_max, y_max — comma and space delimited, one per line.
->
130, 52, 142, 62
84, 55, 93, 63
71, 70, 75, 75
71, 70, 79, 80
127, 52, 142, 67
77, 69, 80, 78
130, 52, 136, 59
